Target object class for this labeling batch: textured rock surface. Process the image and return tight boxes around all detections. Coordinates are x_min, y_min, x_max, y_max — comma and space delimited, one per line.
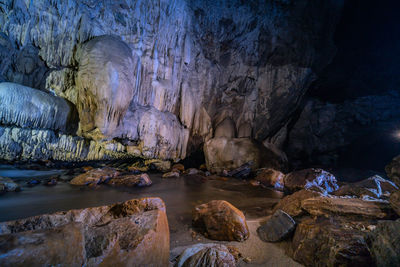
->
204, 137, 286, 174
386, 155, 400, 187
192, 200, 249, 242
292, 217, 373, 267
70, 167, 120, 186
284, 168, 339, 193
175, 243, 236, 267
0, 82, 78, 134
333, 175, 398, 199
255, 168, 285, 190
390, 191, 400, 216
0, 177, 20, 192
301, 196, 393, 219
273, 189, 322, 217
0, 198, 170, 266
0, 0, 344, 162
257, 210, 296, 242
366, 219, 400, 267
287, 94, 400, 167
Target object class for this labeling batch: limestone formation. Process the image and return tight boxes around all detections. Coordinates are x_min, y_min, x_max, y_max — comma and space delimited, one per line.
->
386, 155, 400, 187
0, 198, 170, 266
0, 82, 78, 134
0, 0, 344, 162
204, 137, 286, 174
192, 200, 249, 242
390, 191, 400, 216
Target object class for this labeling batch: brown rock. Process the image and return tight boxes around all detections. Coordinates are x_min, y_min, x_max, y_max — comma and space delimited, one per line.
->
333, 175, 398, 199
385, 155, 400, 187
162, 171, 180, 178
292, 217, 373, 267
171, 163, 185, 173
255, 168, 285, 190
70, 167, 120, 186
0, 223, 85, 266
175, 243, 237, 267
82, 166, 93, 171
249, 179, 260, 186
273, 189, 322, 217
127, 162, 149, 173
185, 168, 201, 175
390, 191, 400, 216
107, 173, 152, 187
0, 197, 169, 267
192, 200, 249, 242
284, 168, 339, 193
301, 196, 394, 219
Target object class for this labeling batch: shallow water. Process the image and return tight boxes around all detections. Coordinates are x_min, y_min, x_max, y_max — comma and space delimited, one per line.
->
0, 165, 283, 223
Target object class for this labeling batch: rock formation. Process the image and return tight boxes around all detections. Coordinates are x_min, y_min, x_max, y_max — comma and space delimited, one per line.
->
0, 197, 170, 266
0, 0, 344, 163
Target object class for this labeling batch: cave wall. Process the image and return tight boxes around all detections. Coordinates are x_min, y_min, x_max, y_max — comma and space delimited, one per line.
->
286, 0, 400, 171
0, 0, 344, 162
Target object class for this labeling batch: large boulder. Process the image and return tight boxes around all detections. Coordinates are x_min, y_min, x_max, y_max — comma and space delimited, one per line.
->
273, 189, 323, 217
106, 173, 152, 187
0, 82, 78, 134
192, 200, 249, 242
70, 167, 120, 186
0, 198, 170, 266
174, 243, 237, 267
257, 210, 296, 242
283, 168, 339, 193
301, 196, 394, 219
333, 175, 398, 199
204, 137, 286, 174
75, 35, 136, 139
366, 219, 400, 267
292, 217, 373, 267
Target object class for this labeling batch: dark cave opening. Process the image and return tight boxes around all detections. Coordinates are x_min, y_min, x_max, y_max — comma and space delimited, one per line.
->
294, 0, 400, 173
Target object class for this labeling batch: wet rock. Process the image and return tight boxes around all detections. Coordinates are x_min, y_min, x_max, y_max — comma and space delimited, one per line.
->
0, 223, 85, 266
70, 167, 120, 186
257, 210, 296, 242
249, 179, 260, 186
273, 189, 323, 217
255, 168, 285, 190
44, 178, 57, 186
0, 177, 20, 192
162, 171, 180, 179
292, 217, 373, 267
0, 198, 170, 266
386, 155, 400, 187
390, 191, 400, 216
27, 179, 41, 186
107, 173, 152, 187
172, 163, 185, 173
0, 82, 78, 134
185, 168, 201, 175
128, 162, 149, 173
192, 200, 249, 242
204, 137, 286, 174
146, 159, 171, 173
366, 219, 400, 267
227, 162, 253, 178
301, 196, 394, 219
175, 243, 236, 267
333, 175, 398, 199
284, 168, 339, 194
